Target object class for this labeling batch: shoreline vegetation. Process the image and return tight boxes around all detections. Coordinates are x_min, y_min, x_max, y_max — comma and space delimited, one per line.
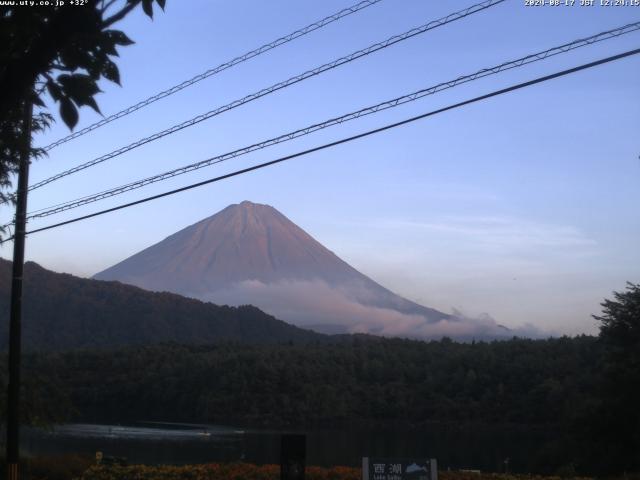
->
0, 458, 617, 480
76, 464, 604, 480
0, 283, 637, 477
0, 336, 622, 476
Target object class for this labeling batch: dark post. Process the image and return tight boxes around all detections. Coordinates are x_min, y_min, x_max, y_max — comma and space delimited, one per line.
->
6, 100, 32, 480
281, 434, 306, 480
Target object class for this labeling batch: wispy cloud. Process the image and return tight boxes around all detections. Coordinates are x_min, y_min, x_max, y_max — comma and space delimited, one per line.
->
200, 279, 547, 340
326, 213, 602, 335
382, 215, 597, 251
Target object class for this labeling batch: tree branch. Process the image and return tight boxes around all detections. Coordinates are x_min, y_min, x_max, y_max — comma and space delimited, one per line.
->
103, 1, 138, 27
101, 0, 120, 15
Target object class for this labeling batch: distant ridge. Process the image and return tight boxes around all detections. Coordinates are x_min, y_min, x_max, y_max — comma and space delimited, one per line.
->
95, 201, 452, 336
0, 259, 326, 351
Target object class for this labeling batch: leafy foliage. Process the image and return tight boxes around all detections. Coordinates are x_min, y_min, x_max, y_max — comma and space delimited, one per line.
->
0, 0, 166, 221
0, 324, 629, 474
595, 282, 640, 352
0, 337, 604, 474
25, 337, 597, 430
586, 283, 640, 474
0, 259, 635, 474
0, 454, 94, 480
76, 463, 597, 480
0, 96, 51, 209
0, 0, 166, 129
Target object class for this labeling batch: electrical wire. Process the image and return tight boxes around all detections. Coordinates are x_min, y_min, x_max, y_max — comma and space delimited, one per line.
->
42, 0, 385, 152
27, 0, 505, 192
3, 47, 636, 243
24, 21, 640, 221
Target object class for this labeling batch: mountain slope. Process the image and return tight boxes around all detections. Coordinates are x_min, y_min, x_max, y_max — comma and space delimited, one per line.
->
96, 201, 357, 292
0, 259, 325, 351
95, 201, 451, 335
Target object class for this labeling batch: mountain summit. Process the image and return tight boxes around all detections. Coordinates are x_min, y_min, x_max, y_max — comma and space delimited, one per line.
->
97, 201, 369, 294
95, 201, 454, 336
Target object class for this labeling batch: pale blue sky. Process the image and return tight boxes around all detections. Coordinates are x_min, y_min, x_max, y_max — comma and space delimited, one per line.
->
2, 0, 639, 335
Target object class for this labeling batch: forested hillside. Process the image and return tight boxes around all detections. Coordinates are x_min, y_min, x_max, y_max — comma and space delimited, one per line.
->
0, 331, 637, 474
33, 337, 597, 427
0, 258, 636, 475
0, 259, 324, 349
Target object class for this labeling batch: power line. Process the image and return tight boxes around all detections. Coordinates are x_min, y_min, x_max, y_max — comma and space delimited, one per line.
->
27, 0, 505, 192
23, 21, 640, 220
4, 47, 637, 243
42, 0, 385, 152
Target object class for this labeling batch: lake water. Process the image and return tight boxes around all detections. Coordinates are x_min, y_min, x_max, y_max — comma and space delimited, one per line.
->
20, 422, 557, 473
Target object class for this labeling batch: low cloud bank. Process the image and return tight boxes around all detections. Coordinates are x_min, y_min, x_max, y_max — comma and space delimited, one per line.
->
197, 279, 546, 340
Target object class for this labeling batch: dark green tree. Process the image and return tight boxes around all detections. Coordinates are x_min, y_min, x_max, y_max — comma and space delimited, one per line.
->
0, 0, 166, 206
590, 282, 640, 473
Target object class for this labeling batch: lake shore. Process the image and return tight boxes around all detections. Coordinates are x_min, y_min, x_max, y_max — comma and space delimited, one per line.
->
1, 458, 606, 480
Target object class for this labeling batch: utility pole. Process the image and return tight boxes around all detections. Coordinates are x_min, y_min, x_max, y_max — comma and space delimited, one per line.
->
6, 100, 33, 480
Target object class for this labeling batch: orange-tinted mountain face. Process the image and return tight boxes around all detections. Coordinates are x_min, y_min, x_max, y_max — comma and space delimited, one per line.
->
97, 201, 359, 292
95, 201, 450, 335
